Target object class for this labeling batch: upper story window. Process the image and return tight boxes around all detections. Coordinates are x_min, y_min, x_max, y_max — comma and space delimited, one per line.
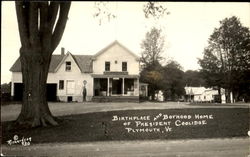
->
122, 62, 127, 71
59, 80, 64, 90
65, 61, 71, 71
140, 64, 146, 71
105, 61, 110, 71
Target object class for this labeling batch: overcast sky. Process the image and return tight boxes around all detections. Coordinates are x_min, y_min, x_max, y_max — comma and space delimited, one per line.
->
1, 2, 250, 84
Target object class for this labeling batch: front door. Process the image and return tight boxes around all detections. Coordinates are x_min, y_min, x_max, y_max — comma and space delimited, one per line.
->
112, 78, 122, 95
66, 80, 75, 95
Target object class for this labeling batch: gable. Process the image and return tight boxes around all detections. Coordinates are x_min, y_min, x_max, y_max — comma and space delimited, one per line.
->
54, 52, 93, 73
93, 41, 139, 61
55, 52, 80, 73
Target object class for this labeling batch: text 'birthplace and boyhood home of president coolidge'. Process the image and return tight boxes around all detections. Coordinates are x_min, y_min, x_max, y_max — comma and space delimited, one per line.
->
10, 41, 149, 102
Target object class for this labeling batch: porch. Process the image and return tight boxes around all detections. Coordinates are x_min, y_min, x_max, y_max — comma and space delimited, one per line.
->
92, 74, 139, 98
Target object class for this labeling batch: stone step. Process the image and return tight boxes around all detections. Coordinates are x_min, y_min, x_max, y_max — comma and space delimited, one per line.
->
92, 96, 139, 102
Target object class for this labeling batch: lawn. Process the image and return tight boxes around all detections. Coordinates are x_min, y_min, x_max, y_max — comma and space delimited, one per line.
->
2, 107, 249, 144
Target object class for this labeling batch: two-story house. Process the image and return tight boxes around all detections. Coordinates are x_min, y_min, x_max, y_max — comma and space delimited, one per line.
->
10, 41, 147, 102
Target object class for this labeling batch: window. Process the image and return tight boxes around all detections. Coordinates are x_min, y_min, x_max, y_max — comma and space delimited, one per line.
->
140, 64, 146, 71
105, 61, 110, 71
124, 78, 134, 94
122, 62, 127, 71
65, 61, 71, 71
59, 80, 64, 90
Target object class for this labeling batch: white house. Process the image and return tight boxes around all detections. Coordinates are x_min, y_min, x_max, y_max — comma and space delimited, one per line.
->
185, 86, 219, 102
10, 41, 148, 102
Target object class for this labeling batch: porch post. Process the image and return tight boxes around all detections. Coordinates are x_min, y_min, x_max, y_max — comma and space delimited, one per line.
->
11, 81, 14, 97
107, 77, 110, 96
137, 77, 139, 96
122, 77, 125, 96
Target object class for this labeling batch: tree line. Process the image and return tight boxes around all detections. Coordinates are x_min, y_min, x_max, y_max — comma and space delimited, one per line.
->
139, 27, 206, 101
140, 16, 250, 102
198, 16, 250, 102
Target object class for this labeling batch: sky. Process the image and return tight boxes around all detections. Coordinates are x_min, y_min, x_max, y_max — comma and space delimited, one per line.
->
1, 2, 250, 84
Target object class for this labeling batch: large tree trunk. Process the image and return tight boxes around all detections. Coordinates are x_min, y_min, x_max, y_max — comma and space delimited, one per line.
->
15, 2, 71, 128
16, 47, 57, 127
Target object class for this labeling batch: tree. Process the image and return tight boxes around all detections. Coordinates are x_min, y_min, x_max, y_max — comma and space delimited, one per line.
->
1, 82, 11, 103
140, 62, 163, 100
162, 61, 185, 101
140, 26, 166, 100
140, 27, 165, 66
15, 1, 71, 127
1, 82, 11, 94
198, 16, 250, 102
183, 70, 206, 87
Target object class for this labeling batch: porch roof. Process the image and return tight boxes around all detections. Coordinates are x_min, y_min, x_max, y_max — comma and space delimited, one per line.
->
140, 82, 148, 86
91, 74, 139, 78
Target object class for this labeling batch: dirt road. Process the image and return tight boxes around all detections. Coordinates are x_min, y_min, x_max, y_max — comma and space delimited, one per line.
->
2, 138, 249, 157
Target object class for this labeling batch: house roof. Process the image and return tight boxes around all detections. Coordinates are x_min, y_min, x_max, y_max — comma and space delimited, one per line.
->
140, 82, 149, 86
10, 41, 137, 73
185, 86, 219, 96
10, 55, 65, 72
10, 54, 93, 73
185, 87, 206, 95
93, 40, 140, 60
72, 55, 93, 73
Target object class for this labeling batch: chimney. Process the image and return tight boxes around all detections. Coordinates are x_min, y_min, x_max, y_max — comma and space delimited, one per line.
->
61, 47, 65, 56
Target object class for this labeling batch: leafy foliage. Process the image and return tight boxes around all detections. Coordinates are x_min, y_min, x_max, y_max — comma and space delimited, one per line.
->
140, 26, 166, 100
162, 61, 185, 101
93, 2, 169, 25
140, 62, 163, 100
198, 16, 250, 101
1, 82, 11, 103
143, 2, 169, 19
1, 82, 11, 94
140, 27, 165, 66
183, 70, 206, 87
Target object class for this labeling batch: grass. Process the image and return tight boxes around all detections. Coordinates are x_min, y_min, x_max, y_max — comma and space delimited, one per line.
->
2, 108, 249, 144
188, 102, 249, 107
1, 101, 22, 106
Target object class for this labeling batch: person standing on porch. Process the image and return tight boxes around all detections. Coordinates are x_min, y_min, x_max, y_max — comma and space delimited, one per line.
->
82, 80, 87, 102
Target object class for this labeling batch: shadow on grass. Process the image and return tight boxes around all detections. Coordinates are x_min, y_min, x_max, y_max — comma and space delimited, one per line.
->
2, 108, 249, 144
187, 102, 250, 107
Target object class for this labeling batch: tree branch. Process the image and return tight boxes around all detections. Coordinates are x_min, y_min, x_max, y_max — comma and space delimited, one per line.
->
15, 1, 30, 48
51, 2, 71, 52
39, 2, 49, 34
29, 3, 39, 46
48, 2, 59, 34
39, 2, 50, 50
